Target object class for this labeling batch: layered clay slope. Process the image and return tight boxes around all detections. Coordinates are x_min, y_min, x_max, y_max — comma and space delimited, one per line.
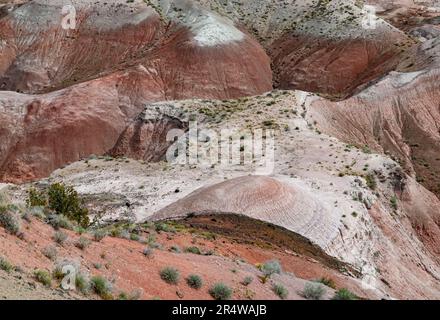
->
306, 36, 440, 198
190, 0, 414, 98
0, 0, 272, 97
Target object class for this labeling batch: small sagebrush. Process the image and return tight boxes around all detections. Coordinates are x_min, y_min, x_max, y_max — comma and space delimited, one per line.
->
34, 269, 52, 287
90, 275, 113, 300
272, 283, 288, 300
0, 256, 14, 273
186, 274, 203, 289
75, 236, 91, 250
53, 230, 68, 245
241, 276, 253, 286
42, 246, 58, 261
333, 288, 358, 300
0, 206, 21, 235
93, 229, 107, 242
209, 283, 232, 300
160, 267, 180, 285
302, 283, 326, 300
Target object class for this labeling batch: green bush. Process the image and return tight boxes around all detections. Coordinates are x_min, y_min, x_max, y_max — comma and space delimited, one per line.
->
0, 256, 13, 273
47, 183, 90, 227
34, 269, 52, 287
209, 283, 232, 300
0, 206, 20, 235
333, 288, 358, 300
26, 188, 47, 207
302, 283, 326, 300
91, 275, 113, 300
186, 274, 203, 289
184, 246, 201, 255
160, 267, 180, 284
272, 283, 288, 299
316, 277, 336, 289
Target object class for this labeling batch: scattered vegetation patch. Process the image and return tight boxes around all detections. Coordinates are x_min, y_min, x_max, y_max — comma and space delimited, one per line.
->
27, 183, 90, 228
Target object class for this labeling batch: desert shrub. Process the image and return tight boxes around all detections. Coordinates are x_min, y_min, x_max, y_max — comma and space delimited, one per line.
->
241, 276, 253, 286
302, 283, 326, 300
26, 188, 47, 207
184, 246, 201, 255
260, 259, 282, 282
0, 256, 13, 273
0, 206, 20, 235
333, 288, 358, 300
34, 269, 52, 286
93, 229, 107, 242
130, 233, 140, 241
169, 245, 181, 253
53, 230, 68, 245
118, 289, 142, 300
75, 272, 90, 295
186, 274, 203, 289
29, 206, 45, 220
42, 246, 58, 261
75, 236, 91, 250
160, 267, 180, 284
143, 247, 154, 258
47, 183, 90, 227
365, 173, 377, 190
209, 283, 232, 300
90, 275, 113, 300
155, 222, 176, 233
47, 214, 74, 230
272, 283, 288, 299
316, 277, 336, 289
